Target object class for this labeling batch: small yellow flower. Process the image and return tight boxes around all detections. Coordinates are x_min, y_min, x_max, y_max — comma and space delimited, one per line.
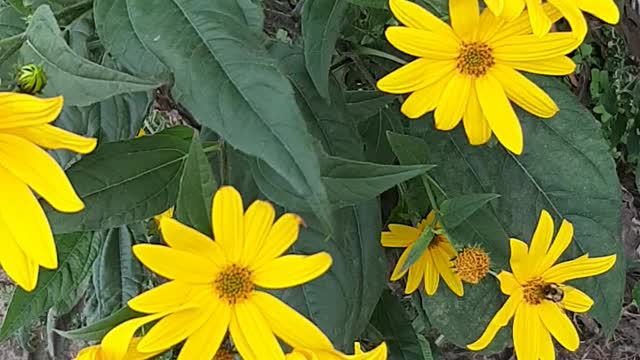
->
377, 0, 578, 155
484, 0, 618, 39
74, 338, 164, 360
0, 93, 96, 291
136, 129, 145, 138
100, 186, 334, 360
287, 342, 388, 360
454, 247, 491, 284
467, 210, 617, 359
382, 211, 463, 296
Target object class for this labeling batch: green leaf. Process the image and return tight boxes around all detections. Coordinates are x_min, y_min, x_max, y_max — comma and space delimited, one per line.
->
0, 6, 26, 37
399, 224, 434, 274
45, 128, 193, 233
359, 105, 405, 164
634, 282, 640, 305
21, 6, 158, 106
343, 0, 387, 8
302, 0, 350, 100
345, 90, 396, 121
175, 134, 217, 236
386, 131, 429, 166
439, 193, 500, 229
55, 306, 141, 342
0, 232, 99, 341
126, 0, 331, 229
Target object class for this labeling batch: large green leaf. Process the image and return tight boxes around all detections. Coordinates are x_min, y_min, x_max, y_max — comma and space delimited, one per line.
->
302, 0, 350, 100
0, 232, 99, 341
56, 306, 141, 342
21, 6, 157, 106
45, 128, 193, 233
409, 77, 623, 344
0, 6, 25, 37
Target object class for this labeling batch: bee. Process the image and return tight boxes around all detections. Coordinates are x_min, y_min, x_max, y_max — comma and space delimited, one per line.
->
542, 283, 564, 302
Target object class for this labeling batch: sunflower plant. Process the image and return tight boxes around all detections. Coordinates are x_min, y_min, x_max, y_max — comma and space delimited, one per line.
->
0, 0, 627, 359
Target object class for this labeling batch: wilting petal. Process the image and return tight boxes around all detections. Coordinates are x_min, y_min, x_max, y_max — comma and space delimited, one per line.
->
212, 186, 244, 262
252, 213, 303, 269
253, 253, 332, 289
5, 124, 96, 154
133, 244, 218, 283
230, 301, 285, 360
241, 200, 275, 265
467, 289, 522, 350
561, 286, 594, 313
177, 301, 230, 360
0, 93, 62, 129
543, 254, 616, 284
538, 301, 580, 351
160, 217, 226, 268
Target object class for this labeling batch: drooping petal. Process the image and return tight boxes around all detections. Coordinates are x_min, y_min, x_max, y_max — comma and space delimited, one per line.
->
499, 56, 576, 75
160, 217, 226, 268
494, 65, 559, 118
543, 254, 616, 284
400, 74, 452, 119
434, 74, 471, 131
128, 281, 206, 314
538, 324, 556, 360
176, 302, 230, 360
526, 0, 551, 36
137, 307, 210, 353
509, 239, 530, 282
252, 213, 303, 269
527, 210, 555, 268
0, 223, 39, 291
230, 301, 285, 360
253, 291, 334, 351
385, 27, 460, 59
132, 244, 218, 283
388, 0, 458, 37
561, 286, 594, 313
513, 304, 543, 360
212, 186, 244, 262
5, 124, 97, 154
475, 74, 523, 155
538, 219, 573, 271
548, 0, 588, 40
0, 134, 84, 212
405, 251, 429, 294
579, 0, 620, 24
377, 59, 454, 94
493, 33, 580, 62
0, 93, 63, 129
424, 251, 439, 295
390, 246, 412, 281
497, 271, 519, 295
467, 289, 522, 351
253, 253, 332, 289
463, 81, 492, 145
449, 0, 479, 39
432, 245, 463, 296
101, 313, 166, 360
538, 301, 580, 351
241, 200, 275, 265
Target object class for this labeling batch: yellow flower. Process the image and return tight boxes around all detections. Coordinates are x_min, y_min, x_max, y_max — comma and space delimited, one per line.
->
381, 211, 463, 296
377, 0, 578, 155
484, 0, 618, 39
100, 186, 334, 360
467, 210, 617, 359
453, 246, 491, 284
74, 339, 164, 360
153, 207, 174, 229
0, 92, 96, 291
287, 342, 388, 360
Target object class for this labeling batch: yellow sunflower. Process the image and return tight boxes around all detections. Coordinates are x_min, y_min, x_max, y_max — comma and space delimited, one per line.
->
74, 338, 164, 360
287, 342, 388, 360
377, 0, 578, 155
484, 0, 619, 39
467, 210, 616, 359
0, 92, 96, 291
153, 206, 174, 229
100, 186, 334, 360
382, 211, 463, 296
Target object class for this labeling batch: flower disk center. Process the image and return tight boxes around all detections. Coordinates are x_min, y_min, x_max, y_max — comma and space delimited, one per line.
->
456, 42, 494, 77
214, 264, 254, 305
522, 277, 546, 304
453, 247, 490, 284
214, 350, 235, 360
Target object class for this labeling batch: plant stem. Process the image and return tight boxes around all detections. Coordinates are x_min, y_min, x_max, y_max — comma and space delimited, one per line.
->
202, 143, 221, 153
354, 45, 408, 65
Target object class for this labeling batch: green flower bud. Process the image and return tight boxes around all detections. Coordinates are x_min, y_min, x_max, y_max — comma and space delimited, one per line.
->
17, 64, 47, 94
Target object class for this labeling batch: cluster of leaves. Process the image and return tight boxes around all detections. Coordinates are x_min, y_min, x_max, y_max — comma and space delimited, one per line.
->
0, 0, 626, 358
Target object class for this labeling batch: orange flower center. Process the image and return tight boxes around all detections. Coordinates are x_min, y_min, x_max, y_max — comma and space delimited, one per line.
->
214, 350, 235, 360
453, 247, 490, 284
456, 42, 495, 77
214, 264, 254, 304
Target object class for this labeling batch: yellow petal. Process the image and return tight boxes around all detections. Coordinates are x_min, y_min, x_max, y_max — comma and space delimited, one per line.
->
0, 134, 84, 212
377, 59, 455, 94
543, 254, 616, 283
253, 253, 332, 289
0, 226, 39, 291
475, 74, 523, 155
539, 219, 573, 271
390, 245, 412, 281
502, 0, 526, 20
499, 56, 576, 75
400, 74, 452, 119
494, 65, 559, 118
252, 291, 334, 351
432, 245, 463, 296
252, 213, 303, 269
513, 304, 543, 360
509, 238, 530, 282
497, 271, 519, 295
128, 280, 203, 314
538, 323, 556, 360
388, 224, 421, 241
490, 3, 562, 42
493, 33, 580, 61
160, 217, 226, 268
176, 302, 230, 360
526, 0, 551, 36
548, 0, 588, 40
230, 301, 285, 360
381, 229, 415, 248
449, 0, 479, 39
538, 301, 579, 351
241, 200, 275, 265
462, 81, 492, 145
579, 0, 619, 24
424, 251, 439, 295
484, 0, 504, 15
561, 286, 594, 313
137, 307, 209, 353
388, 0, 458, 38
133, 244, 218, 283
5, 124, 97, 154
405, 250, 428, 294
434, 74, 471, 131
0, 165, 56, 269
527, 210, 554, 268
467, 289, 522, 351
212, 186, 245, 262
0, 93, 63, 129
385, 27, 460, 59
74, 345, 100, 360
101, 313, 166, 360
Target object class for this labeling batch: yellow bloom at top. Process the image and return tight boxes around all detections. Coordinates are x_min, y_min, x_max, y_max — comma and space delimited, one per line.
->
484, 0, 619, 39
99, 186, 334, 360
287, 342, 388, 360
0, 93, 96, 291
377, 0, 579, 155
467, 210, 616, 359
382, 212, 463, 296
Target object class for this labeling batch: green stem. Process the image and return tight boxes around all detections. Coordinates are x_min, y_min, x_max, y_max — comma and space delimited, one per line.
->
202, 143, 221, 153
54, 0, 93, 19
422, 175, 439, 213
219, 140, 229, 185
354, 45, 408, 65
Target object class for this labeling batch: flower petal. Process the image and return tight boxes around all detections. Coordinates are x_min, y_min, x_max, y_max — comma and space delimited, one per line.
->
561, 286, 594, 313
502, 0, 526, 20
434, 74, 471, 131
499, 56, 576, 75
230, 300, 285, 360
381, 225, 417, 247
133, 244, 218, 283
160, 217, 226, 267
176, 302, 230, 360
377, 59, 455, 94
483, 0, 504, 15
385, 27, 460, 59
390, 245, 412, 281
476, 73, 523, 154
212, 186, 244, 262
579, 0, 619, 24
400, 74, 452, 119
128, 281, 205, 314
497, 271, 519, 295
513, 304, 543, 360
423, 251, 439, 295
0, 93, 63, 129
241, 200, 275, 265
538, 323, 556, 360
101, 313, 166, 360
548, 0, 588, 40
528, 210, 555, 268
0, 224, 39, 291
138, 307, 210, 353
490, 3, 562, 42
449, 0, 479, 39
388, 0, 457, 37
463, 81, 492, 145
5, 124, 96, 154
467, 289, 522, 351
0, 134, 84, 212
493, 33, 580, 61
539, 301, 579, 351
543, 254, 616, 283
252, 291, 333, 351
252, 213, 303, 269
124, 338, 165, 360
432, 245, 463, 296
539, 219, 573, 271
509, 238, 530, 282
253, 253, 332, 289
526, 0, 552, 36
405, 250, 429, 294
494, 65, 559, 118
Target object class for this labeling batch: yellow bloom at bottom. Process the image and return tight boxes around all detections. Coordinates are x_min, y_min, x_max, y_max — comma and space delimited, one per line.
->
467, 210, 617, 359
74, 339, 164, 360
287, 342, 387, 360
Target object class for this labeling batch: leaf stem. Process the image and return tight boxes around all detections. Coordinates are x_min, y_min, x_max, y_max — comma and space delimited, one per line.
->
202, 143, 221, 153
422, 175, 439, 213
353, 45, 408, 65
